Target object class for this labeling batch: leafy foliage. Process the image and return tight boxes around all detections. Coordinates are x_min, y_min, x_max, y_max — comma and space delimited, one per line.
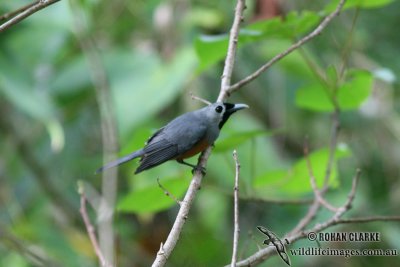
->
1, 0, 399, 266
253, 145, 351, 197
296, 69, 373, 111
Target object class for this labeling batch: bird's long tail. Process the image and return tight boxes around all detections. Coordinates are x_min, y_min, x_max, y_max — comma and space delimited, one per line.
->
95, 149, 144, 174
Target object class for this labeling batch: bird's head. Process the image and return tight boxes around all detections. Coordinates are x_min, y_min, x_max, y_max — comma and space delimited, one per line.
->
204, 102, 249, 129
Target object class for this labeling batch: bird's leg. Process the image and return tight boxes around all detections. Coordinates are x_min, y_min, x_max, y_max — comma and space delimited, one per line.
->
176, 159, 206, 175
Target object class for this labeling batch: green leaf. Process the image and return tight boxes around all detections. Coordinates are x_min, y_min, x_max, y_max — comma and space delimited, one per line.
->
214, 130, 271, 152
195, 11, 321, 72
295, 69, 373, 111
295, 82, 334, 111
337, 70, 373, 110
195, 29, 261, 72
117, 177, 189, 214
283, 10, 321, 36
253, 145, 351, 197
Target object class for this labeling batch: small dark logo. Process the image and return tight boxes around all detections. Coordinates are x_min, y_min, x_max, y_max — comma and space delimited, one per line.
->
257, 226, 291, 266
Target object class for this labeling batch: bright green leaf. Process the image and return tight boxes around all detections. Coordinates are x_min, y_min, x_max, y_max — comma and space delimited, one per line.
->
337, 70, 373, 110
195, 11, 321, 72
195, 34, 229, 73
195, 29, 262, 72
295, 83, 333, 111
296, 69, 373, 111
117, 177, 189, 214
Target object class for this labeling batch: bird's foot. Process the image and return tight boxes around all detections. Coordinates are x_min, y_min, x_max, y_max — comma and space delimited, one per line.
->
191, 165, 206, 175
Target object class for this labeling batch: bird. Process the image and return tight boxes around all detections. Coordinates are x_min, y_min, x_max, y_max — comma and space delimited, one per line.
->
96, 102, 248, 174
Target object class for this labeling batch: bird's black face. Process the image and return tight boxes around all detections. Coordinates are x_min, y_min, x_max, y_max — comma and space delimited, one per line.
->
218, 102, 249, 129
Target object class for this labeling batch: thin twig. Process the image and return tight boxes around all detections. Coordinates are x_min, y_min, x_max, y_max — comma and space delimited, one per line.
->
152, 148, 212, 267
217, 0, 246, 102
190, 92, 211, 105
70, 1, 118, 265
0, 1, 38, 21
157, 178, 182, 205
322, 107, 340, 190
304, 140, 339, 212
151, 1, 247, 265
231, 150, 241, 267
230, 214, 400, 267
333, 169, 361, 220
228, 0, 346, 93
229, 169, 398, 267
288, 200, 320, 236
289, 90, 342, 234
79, 190, 112, 267
0, 0, 61, 33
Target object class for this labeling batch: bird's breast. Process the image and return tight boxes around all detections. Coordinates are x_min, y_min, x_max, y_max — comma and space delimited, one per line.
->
175, 138, 210, 160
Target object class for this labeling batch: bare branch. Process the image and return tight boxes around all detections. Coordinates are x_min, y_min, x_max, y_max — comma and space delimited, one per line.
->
79, 188, 112, 267
229, 213, 400, 267
289, 99, 342, 234
0, 0, 61, 33
152, 1, 247, 265
304, 140, 339, 212
228, 0, 346, 93
231, 150, 241, 267
70, 1, 118, 265
288, 200, 320, 236
152, 148, 212, 267
333, 169, 361, 219
0, 1, 38, 21
190, 92, 212, 105
157, 178, 182, 205
322, 108, 340, 190
230, 169, 395, 267
217, 0, 247, 102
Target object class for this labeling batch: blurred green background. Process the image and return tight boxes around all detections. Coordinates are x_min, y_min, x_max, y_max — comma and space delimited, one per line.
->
1, 0, 399, 266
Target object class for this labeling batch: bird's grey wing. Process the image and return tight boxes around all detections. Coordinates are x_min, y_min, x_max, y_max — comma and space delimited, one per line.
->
146, 127, 165, 144
168, 118, 209, 153
135, 139, 178, 174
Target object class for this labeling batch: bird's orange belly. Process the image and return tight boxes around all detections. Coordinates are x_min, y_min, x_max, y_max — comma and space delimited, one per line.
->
176, 138, 210, 160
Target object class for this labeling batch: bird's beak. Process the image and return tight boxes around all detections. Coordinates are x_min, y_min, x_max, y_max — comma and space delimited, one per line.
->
226, 103, 249, 114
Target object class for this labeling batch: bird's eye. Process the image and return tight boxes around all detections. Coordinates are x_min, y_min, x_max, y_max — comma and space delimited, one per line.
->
215, 105, 223, 113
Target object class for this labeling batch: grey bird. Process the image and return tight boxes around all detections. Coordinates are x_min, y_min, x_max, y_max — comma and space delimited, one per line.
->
96, 102, 248, 174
